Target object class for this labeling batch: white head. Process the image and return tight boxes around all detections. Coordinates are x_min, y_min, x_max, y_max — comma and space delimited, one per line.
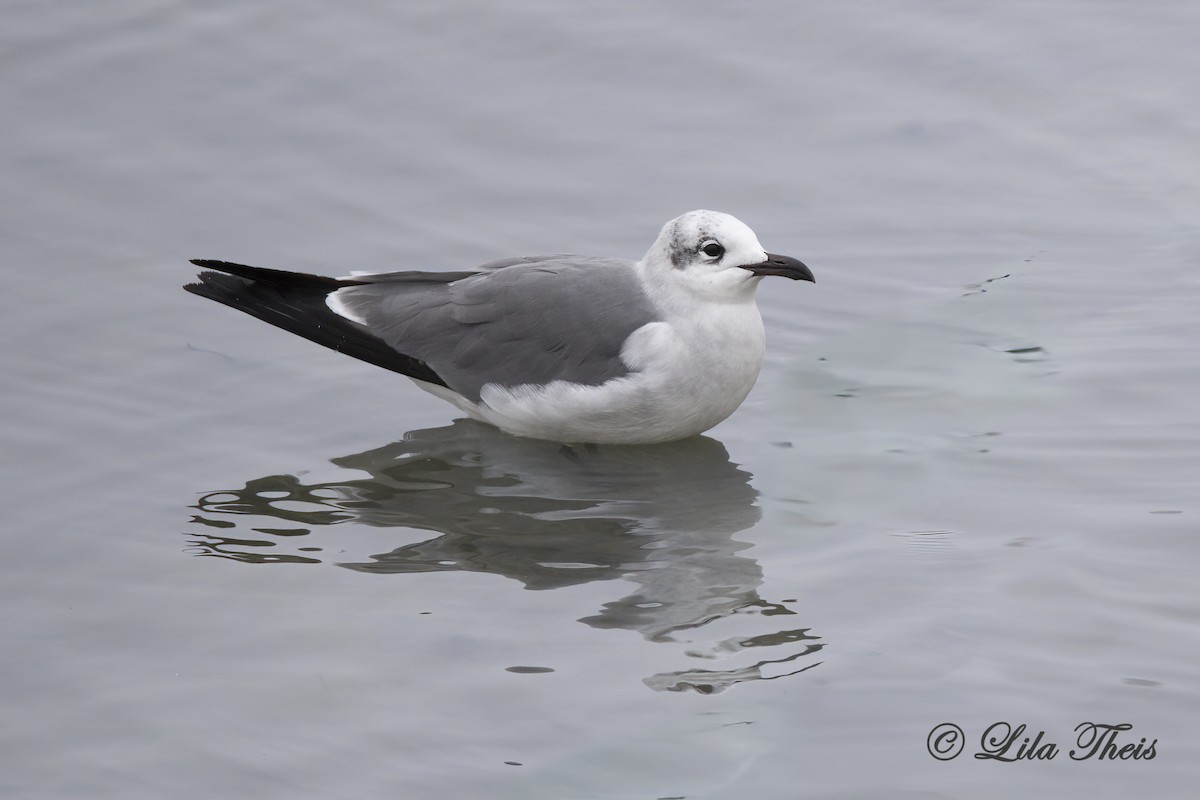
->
639, 210, 813, 302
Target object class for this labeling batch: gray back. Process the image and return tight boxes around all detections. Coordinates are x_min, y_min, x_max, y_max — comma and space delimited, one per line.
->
337, 256, 659, 401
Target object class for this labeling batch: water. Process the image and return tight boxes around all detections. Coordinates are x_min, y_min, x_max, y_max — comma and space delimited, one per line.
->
3, 2, 1198, 797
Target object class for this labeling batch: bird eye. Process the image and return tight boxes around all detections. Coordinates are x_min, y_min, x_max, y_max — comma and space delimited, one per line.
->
700, 241, 724, 259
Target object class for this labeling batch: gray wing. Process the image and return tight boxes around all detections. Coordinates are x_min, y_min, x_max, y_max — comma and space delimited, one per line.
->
335, 256, 660, 401
475, 254, 575, 270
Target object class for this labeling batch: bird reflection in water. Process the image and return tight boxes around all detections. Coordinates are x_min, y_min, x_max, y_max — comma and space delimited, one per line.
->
186, 420, 824, 692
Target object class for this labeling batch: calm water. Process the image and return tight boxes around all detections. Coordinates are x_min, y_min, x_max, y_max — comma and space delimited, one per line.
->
3, 2, 1198, 798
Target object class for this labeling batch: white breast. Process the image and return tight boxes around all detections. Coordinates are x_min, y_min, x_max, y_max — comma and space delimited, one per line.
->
465, 298, 766, 444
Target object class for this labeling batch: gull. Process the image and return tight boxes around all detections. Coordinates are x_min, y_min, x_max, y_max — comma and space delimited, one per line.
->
185, 209, 814, 444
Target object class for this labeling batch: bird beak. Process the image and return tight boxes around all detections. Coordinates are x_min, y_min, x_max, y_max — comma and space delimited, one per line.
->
741, 253, 815, 282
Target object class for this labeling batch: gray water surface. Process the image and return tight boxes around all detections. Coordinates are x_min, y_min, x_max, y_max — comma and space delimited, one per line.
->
3, 2, 1198, 798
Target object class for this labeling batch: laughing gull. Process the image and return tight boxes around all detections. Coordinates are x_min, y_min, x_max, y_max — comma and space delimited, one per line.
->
185, 209, 813, 444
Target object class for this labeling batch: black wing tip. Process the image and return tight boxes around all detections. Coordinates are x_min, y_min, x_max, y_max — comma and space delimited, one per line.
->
181, 259, 450, 389
190, 258, 253, 272
185, 261, 240, 295
182, 269, 250, 304
186, 259, 259, 284
184, 258, 349, 291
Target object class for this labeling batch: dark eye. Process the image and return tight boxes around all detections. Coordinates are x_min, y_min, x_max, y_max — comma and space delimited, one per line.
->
701, 241, 724, 259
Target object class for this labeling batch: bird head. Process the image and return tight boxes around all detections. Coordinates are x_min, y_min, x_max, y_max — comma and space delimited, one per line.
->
640, 210, 813, 302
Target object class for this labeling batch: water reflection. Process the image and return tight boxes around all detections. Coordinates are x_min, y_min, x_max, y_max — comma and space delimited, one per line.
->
186, 420, 823, 691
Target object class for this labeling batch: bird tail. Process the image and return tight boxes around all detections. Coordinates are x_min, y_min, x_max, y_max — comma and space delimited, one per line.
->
184, 259, 448, 387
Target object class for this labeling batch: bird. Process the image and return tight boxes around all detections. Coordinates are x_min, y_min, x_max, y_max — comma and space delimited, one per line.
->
184, 209, 814, 444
